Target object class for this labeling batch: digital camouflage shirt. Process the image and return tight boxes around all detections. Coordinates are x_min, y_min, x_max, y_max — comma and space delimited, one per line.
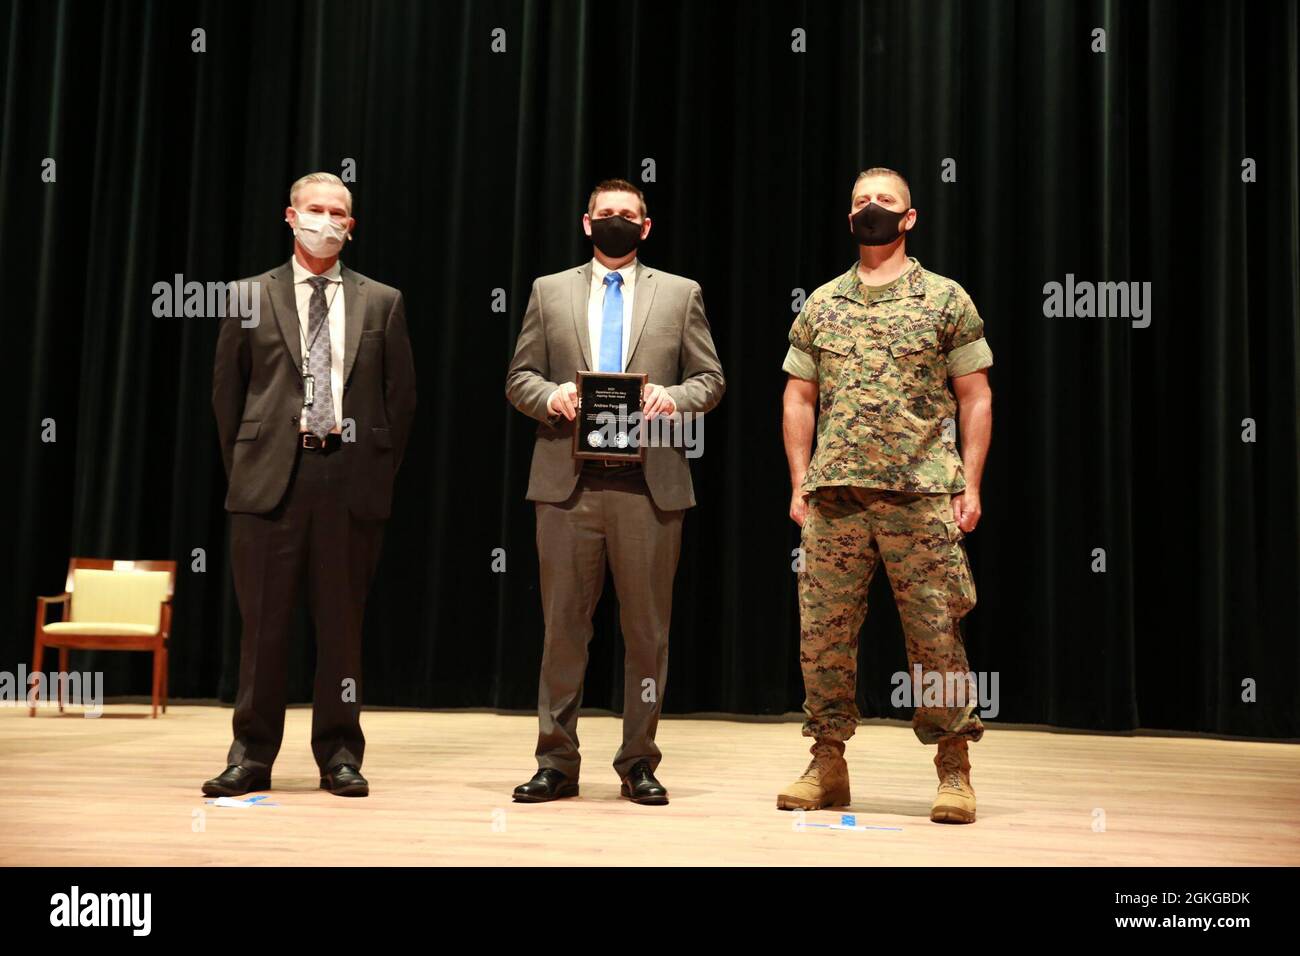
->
783, 257, 993, 494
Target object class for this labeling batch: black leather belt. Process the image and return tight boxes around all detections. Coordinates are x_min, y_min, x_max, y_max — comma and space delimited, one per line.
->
300, 432, 343, 453
582, 459, 642, 478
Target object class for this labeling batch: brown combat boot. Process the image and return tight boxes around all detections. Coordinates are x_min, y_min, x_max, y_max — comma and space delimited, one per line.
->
930, 736, 976, 823
776, 739, 851, 810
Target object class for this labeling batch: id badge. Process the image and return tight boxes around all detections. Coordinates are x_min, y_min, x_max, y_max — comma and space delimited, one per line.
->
304, 373, 315, 407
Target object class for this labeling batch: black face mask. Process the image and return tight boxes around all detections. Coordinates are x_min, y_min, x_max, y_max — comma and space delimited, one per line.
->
589, 215, 643, 258
850, 201, 908, 246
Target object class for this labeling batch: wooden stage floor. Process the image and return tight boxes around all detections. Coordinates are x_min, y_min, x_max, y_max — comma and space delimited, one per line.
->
2, 704, 1296, 866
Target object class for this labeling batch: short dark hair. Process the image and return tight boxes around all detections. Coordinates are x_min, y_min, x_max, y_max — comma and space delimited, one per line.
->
852, 167, 911, 208
588, 178, 647, 219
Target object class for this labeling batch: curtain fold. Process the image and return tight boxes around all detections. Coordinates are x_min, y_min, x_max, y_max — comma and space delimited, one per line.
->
3, 0, 1296, 737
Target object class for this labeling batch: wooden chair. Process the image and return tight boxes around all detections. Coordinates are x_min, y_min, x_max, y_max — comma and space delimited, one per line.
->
30, 559, 176, 718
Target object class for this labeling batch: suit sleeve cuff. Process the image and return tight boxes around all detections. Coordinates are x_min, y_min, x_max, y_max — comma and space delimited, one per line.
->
663, 384, 687, 413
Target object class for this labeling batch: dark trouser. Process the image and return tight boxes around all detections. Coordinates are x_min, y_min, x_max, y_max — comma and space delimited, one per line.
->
226, 443, 385, 774
534, 466, 684, 780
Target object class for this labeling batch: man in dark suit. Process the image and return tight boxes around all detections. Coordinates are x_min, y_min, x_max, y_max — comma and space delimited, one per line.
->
506, 178, 725, 805
203, 172, 416, 798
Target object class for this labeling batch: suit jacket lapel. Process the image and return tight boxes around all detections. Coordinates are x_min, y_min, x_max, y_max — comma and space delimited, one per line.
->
570, 262, 594, 370
342, 265, 366, 383
269, 260, 302, 373
625, 261, 657, 367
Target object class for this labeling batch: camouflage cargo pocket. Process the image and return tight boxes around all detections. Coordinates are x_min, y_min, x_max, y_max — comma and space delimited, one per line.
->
887, 328, 946, 398
939, 512, 978, 619
813, 329, 855, 381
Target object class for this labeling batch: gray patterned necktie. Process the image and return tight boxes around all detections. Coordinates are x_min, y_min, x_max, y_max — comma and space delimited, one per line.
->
304, 275, 337, 438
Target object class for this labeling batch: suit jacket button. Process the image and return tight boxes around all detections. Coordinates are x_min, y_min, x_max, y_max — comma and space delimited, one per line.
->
290, 416, 299, 425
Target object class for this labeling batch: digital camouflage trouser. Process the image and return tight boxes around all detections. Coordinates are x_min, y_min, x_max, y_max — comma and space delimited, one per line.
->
798, 485, 984, 746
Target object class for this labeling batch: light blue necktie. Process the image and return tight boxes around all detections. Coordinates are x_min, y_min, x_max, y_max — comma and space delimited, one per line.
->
597, 271, 624, 372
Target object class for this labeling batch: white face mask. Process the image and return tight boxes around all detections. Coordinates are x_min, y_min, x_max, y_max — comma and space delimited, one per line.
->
292, 209, 349, 257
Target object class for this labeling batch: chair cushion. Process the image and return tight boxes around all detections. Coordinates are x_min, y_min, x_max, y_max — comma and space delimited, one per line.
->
69, 568, 170, 628
43, 622, 158, 637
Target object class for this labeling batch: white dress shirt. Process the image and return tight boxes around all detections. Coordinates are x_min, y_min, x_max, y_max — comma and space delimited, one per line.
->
292, 256, 345, 433
587, 257, 637, 371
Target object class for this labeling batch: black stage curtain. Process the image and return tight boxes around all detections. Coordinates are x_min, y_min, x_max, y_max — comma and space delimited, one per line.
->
3, 0, 1297, 737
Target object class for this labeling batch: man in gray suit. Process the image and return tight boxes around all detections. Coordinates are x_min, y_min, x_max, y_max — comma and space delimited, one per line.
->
203, 172, 416, 799
506, 178, 724, 805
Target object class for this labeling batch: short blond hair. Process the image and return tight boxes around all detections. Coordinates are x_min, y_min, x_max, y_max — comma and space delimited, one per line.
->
289, 172, 353, 214
852, 167, 911, 208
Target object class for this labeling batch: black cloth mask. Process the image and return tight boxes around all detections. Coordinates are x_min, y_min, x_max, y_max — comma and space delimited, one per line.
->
590, 215, 643, 258
850, 201, 908, 246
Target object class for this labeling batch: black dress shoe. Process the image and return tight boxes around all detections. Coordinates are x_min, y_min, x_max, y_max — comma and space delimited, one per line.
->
320, 764, 369, 797
202, 765, 271, 797
512, 768, 578, 802
620, 761, 668, 805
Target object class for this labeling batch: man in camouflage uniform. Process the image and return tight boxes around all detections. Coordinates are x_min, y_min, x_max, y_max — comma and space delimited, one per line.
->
778, 167, 993, 823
